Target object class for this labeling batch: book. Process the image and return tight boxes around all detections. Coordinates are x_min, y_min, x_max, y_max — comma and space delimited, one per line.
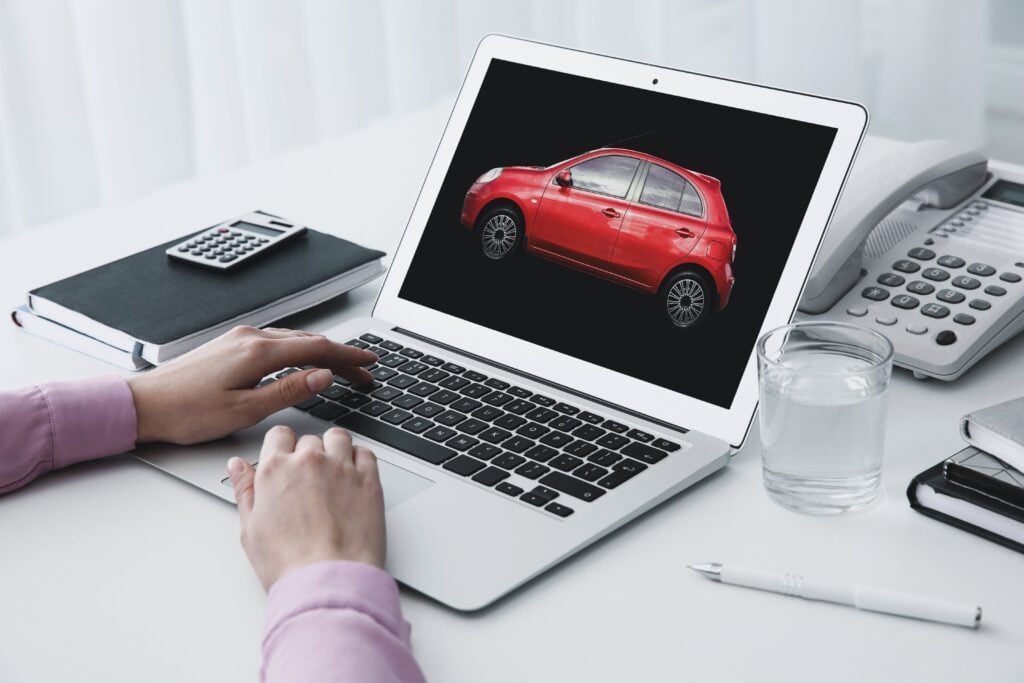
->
960, 396, 1024, 474
17, 220, 385, 368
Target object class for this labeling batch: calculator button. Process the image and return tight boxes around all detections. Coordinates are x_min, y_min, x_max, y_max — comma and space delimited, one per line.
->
258, 238, 269, 244
924, 238, 935, 245
935, 330, 957, 346
190, 250, 203, 256
906, 281, 935, 295
891, 295, 918, 309
177, 245, 189, 252
230, 230, 241, 236
877, 273, 905, 287
984, 285, 1006, 296
969, 299, 991, 310
952, 276, 980, 290
908, 247, 935, 260
921, 268, 949, 281
966, 263, 995, 276
861, 287, 889, 301
936, 255, 965, 268
204, 253, 217, 259
953, 313, 975, 325
893, 260, 920, 273
906, 323, 927, 335
219, 255, 237, 262
217, 227, 228, 233
921, 303, 950, 319
936, 289, 965, 304
875, 314, 897, 326
846, 305, 868, 317
1000, 272, 1022, 283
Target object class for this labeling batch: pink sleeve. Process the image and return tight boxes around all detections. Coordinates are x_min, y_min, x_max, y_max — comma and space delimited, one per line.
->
0, 376, 137, 494
262, 561, 426, 683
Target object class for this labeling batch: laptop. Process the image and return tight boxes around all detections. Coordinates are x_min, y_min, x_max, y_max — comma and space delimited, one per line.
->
136, 35, 866, 610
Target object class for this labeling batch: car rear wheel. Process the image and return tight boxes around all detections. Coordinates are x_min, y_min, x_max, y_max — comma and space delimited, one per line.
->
661, 270, 714, 328
478, 207, 522, 260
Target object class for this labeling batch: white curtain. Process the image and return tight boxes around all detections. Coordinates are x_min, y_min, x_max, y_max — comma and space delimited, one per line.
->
0, 0, 1009, 235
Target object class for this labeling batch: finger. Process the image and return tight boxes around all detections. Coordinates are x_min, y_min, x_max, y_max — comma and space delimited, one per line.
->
258, 327, 317, 339
261, 424, 297, 458
323, 427, 354, 465
227, 457, 256, 524
334, 365, 375, 386
248, 368, 334, 418
353, 445, 379, 476
254, 335, 378, 378
295, 433, 324, 455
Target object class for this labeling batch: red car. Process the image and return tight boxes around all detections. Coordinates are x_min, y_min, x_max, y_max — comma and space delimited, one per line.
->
461, 148, 736, 328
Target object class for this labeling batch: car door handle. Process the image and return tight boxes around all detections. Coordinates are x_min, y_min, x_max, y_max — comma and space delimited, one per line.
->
601, 208, 621, 218
675, 227, 695, 238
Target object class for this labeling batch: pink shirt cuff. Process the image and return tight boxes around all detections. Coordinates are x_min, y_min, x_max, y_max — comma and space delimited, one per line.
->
37, 375, 138, 468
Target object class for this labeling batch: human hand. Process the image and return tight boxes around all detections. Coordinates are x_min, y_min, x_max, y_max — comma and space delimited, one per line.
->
227, 426, 386, 591
126, 326, 377, 444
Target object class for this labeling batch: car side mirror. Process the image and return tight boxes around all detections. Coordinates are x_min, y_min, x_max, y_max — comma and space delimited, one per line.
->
555, 170, 573, 187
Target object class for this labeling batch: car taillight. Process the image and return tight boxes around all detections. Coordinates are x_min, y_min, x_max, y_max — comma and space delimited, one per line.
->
476, 167, 503, 184
732, 241, 737, 263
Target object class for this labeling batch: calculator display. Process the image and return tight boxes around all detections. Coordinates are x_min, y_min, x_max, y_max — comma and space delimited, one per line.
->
232, 221, 284, 237
982, 180, 1024, 209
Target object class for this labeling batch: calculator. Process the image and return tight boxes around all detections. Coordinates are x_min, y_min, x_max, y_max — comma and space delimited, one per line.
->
166, 211, 307, 270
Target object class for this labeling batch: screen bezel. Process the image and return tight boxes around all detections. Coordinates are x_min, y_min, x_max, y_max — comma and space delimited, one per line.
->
374, 34, 867, 448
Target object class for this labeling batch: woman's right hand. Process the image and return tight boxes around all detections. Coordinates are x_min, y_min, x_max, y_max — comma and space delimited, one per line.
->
227, 426, 386, 592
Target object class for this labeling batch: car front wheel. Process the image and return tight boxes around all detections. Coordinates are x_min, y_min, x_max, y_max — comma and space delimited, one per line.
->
661, 270, 714, 328
478, 207, 522, 260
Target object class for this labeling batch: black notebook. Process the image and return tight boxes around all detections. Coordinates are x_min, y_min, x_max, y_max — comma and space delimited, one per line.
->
23, 225, 385, 367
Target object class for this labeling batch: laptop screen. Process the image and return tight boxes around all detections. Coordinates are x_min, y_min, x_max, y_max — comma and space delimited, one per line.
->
398, 59, 837, 410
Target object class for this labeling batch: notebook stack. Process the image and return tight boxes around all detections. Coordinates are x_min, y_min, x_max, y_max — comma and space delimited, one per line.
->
908, 396, 1024, 553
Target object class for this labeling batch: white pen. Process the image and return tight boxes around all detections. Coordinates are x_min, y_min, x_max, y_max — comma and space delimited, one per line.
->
688, 562, 981, 629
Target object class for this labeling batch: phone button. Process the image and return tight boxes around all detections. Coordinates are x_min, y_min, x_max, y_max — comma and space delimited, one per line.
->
861, 287, 889, 301
908, 247, 935, 260
877, 273, 905, 287
875, 314, 897, 326
969, 299, 991, 310
953, 313, 976, 326
984, 285, 1006, 296
952, 276, 981, 290
921, 303, 951, 319
1000, 272, 1022, 283
937, 255, 965, 268
936, 289, 965, 303
846, 305, 868, 317
967, 263, 996, 276
935, 330, 958, 346
891, 295, 919, 310
922, 268, 950, 281
906, 324, 928, 335
893, 260, 920, 273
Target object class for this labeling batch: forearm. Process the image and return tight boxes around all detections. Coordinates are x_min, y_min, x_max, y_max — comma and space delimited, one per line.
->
0, 376, 137, 494
262, 561, 426, 683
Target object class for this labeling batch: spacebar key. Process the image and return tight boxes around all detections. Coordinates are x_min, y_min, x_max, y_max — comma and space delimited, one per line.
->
539, 471, 605, 502
335, 413, 456, 465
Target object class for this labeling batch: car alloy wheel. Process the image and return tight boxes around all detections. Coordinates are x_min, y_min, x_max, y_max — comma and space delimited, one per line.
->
481, 213, 518, 259
665, 276, 706, 327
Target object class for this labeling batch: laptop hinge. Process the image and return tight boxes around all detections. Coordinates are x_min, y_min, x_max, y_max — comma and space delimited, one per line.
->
392, 326, 692, 436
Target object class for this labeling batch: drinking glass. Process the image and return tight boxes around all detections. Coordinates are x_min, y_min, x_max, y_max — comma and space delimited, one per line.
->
756, 321, 894, 514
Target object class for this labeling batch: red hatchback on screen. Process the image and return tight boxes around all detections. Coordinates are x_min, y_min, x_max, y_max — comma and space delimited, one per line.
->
461, 148, 736, 328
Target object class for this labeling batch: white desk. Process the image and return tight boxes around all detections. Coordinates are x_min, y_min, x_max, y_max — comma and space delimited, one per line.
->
1, 103, 1022, 682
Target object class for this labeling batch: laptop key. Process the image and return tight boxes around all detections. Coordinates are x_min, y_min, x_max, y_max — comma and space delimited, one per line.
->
400, 361, 428, 375
578, 411, 603, 424
412, 402, 445, 418
494, 414, 527, 430
401, 417, 433, 434
441, 362, 466, 374
378, 340, 403, 351
482, 391, 513, 406
520, 493, 548, 506
516, 462, 550, 480
503, 436, 534, 453
472, 405, 504, 421
525, 407, 558, 423
602, 420, 628, 434
539, 471, 605, 502
321, 383, 351, 400
550, 416, 582, 432
443, 455, 486, 476
505, 399, 533, 415
435, 410, 467, 427
371, 386, 403, 401
598, 460, 648, 489
507, 386, 532, 398
464, 370, 487, 382
596, 433, 629, 449
294, 396, 324, 411
447, 434, 479, 451
530, 394, 556, 407
517, 423, 549, 439
378, 355, 407, 368
429, 389, 460, 405
450, 397, 482, 413
339, 393, 372, 408
399, 347, 423, 358
572, 424, 606, 441
574, 464, 607, 482
371, 367, 399, 382
456, 418, 488, 435
550, 454, 583, 471
472, 467, 509, 487
540, 431, 572, 448
484, 378, 510, 390
553, 403, 580, 415
480, 427, 512, 444
461, 384, 490, 398
621, 442, 669, 464
419, 368, 449, 383
652, 438, 681, 452
545, 502, 574, 518
361, 401, 392, 417
359, 333, 383, 344
626, 429, 654, 442
421, 355, 444, 367
347, 339, 370, 349
525, 444, 558, 462
424, 426, 457, 442
387, 375, 418, 389
440, 376, 470, 390
334, 413, 454, 465
468, 443, 501, 460
589, 449, 622, 467
493, 453, 525, 470
409, 382, 439, 397
381, 409, 413, 425
496, 482, 524, 497
309, 401, 348, 421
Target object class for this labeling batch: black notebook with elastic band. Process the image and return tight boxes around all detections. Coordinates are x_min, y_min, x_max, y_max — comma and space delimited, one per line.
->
19, 219, 385, 368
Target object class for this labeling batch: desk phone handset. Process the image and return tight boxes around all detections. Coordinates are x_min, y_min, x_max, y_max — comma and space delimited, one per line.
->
799, 140, 1024, 380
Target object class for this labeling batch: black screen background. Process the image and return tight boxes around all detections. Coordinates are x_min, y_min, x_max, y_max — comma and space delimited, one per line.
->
399, 60, 837, 409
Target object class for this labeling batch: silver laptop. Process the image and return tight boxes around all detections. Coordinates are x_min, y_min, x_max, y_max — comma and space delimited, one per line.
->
136, 36, 866, 610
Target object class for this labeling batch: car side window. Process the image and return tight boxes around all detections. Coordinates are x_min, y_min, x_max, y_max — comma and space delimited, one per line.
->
569, 155, 640, 199
640, 164, 704, 217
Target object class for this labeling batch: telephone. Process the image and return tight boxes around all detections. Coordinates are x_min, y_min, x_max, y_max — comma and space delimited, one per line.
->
798, 139, 1024, 381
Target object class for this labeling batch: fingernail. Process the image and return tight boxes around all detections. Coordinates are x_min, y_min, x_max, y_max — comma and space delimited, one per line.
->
227, 457, 244, 478
306, 368, 333, 391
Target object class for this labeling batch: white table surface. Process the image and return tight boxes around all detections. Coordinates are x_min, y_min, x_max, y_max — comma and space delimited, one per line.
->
1, 101, 1022, 683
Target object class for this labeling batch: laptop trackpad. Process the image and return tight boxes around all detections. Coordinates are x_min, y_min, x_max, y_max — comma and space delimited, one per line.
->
378, 459, 434, 510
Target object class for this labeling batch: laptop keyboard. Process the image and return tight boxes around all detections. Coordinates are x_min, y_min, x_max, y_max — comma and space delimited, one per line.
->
266, 333, 687, 519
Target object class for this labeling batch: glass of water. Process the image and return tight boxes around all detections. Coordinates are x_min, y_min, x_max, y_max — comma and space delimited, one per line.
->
756, 321, 894, 515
